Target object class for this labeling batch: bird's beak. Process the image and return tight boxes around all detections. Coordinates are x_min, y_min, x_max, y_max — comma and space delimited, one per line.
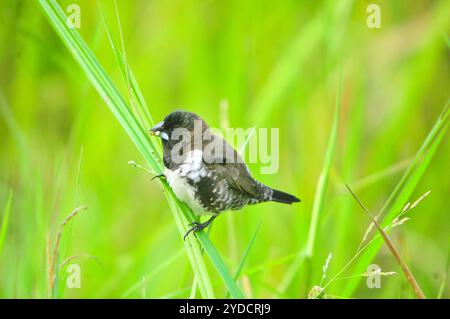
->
149, 121, 164, 135
149, 121, 169, 140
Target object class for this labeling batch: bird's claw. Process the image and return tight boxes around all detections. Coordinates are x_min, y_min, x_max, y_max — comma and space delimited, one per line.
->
151, 174, 166, 181
188, 221, 201, 227
183, 222, 207, 240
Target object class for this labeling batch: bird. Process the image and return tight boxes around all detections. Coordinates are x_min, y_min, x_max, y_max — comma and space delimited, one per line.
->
150, 110, 300, 239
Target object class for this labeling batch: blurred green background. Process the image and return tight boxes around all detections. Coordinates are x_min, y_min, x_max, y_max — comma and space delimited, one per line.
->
0, 0, 449, 298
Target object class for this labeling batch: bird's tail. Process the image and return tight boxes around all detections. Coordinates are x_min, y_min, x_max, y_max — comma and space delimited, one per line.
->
270, 188, 301, 204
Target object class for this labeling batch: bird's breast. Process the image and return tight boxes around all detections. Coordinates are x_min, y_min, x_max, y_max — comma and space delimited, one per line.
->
164, 150, 209, 215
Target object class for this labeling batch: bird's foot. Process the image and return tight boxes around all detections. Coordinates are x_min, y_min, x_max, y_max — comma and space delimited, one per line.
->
183, 216, 217, 240
151, 174, 166, 181
183, 222, 206, 240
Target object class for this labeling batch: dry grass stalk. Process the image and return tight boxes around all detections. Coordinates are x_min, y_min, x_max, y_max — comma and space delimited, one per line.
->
47, 205, 87, 297
346, 184, 426, 299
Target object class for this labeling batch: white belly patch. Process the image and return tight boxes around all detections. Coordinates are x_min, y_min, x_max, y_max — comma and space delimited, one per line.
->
164, 150, 208, 215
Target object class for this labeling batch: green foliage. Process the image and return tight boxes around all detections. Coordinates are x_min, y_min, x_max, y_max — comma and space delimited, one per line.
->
0, 191, 13, 257
38, 0, 242, 299
0, 0, 448, 298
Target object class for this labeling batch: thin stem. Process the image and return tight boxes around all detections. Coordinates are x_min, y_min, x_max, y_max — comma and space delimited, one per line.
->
346, 184, 426, 299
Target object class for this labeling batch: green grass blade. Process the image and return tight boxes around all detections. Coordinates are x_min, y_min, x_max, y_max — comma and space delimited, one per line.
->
305, 76, 341, 257
252, 17, 323, 125
234, 223, 261, 280
0, 190, 13, 256
38, 0, 243, 299
122, 249, 185, 298
341, 102, 449, 296
437, 237, 450, 299
100, 3, 156, 131
251, 0, 351, 125
225, 222, 261, 298
278, 73, 342, 294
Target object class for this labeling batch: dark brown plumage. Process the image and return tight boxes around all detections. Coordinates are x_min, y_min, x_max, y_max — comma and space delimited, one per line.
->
150, 111, 300, 238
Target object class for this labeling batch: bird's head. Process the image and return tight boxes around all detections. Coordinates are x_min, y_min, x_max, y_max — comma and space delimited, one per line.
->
149, 111, 206, 142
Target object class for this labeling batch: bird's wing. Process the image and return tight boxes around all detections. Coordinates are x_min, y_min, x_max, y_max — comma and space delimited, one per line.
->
202, 136, 263, 198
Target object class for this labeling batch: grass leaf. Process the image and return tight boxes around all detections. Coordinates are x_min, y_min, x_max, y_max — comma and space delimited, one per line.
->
305, 73, 342, 257
0, 190, 13, 257
346, 184, 426, 299
38, 0, 243, 299
278, 71, 342, 294
341, 102, 449, 296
